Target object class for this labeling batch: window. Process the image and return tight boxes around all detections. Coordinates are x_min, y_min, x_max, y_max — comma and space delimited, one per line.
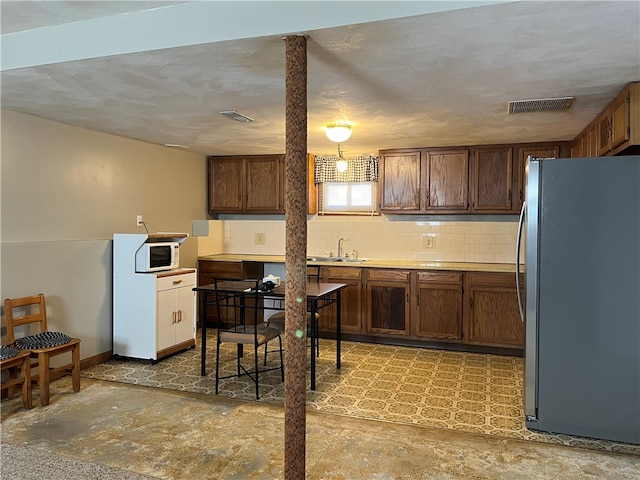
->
320, 182, 377, 214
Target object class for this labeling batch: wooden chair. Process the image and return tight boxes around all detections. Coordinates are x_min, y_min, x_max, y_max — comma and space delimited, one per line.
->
0, 347, 32, 409
4, 294, 80, 406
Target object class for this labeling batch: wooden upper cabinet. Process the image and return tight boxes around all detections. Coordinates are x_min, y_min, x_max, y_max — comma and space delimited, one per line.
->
471, 146, 513, 212
596, 108, 614, 156
425, 149, 469, 212
245, 155, 284, 212
598, 88, 630, 155
515, 144, 561, 211
208, 155, 285, 214
379, 149, 422, 212
570, 136, 582, 158
586, 82, 638, 157
610, 88, 631, 150
208, 157, 244, 212
588, 122, 598, 157
380, 143, 567, 215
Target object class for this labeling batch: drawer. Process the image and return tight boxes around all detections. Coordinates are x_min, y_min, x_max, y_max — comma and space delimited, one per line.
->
157, 272, 196, 291
322, 266, 363, 280
366, 269, 411, 282
417, 271, 462, 284
466, 272, 518, 287
197, 261, 242, 277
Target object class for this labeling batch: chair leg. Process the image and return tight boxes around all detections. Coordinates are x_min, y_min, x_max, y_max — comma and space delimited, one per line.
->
215, 338, 221, 395
254, 344, 260, 400
38, 353, 50, 407
72, 344, 81, 393
22, 356, 32, 410
236, 345, 242, 377
263, 340, 268, 366
278, 336, 284, 381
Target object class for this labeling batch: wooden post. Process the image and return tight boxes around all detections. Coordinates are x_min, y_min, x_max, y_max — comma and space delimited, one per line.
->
284, 34, 308, 480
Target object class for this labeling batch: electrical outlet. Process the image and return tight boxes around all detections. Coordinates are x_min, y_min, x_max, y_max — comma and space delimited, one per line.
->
136, 215, 143, 227
422, 235, 434, 248
254, 233, 266, 245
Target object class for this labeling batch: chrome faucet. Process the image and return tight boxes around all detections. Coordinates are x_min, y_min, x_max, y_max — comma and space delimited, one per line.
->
337, 237, 345, 258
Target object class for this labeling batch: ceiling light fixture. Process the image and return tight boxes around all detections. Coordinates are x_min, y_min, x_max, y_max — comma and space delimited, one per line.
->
325, 123, 352, 143
219, 110, 254, 122
335, 156, 348, 173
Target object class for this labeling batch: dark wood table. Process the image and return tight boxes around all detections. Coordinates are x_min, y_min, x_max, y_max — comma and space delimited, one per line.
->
194, 281, 346, 390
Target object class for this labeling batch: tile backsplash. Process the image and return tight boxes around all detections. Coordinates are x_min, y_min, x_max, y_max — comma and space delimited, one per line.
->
212, 216, 519, 264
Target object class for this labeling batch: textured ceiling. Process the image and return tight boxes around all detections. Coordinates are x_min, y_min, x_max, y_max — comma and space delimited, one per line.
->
1, 1, 639, 156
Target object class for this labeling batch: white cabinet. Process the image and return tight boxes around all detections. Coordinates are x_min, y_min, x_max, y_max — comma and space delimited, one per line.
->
113, 233, 196, 362
156, 273, 196, 353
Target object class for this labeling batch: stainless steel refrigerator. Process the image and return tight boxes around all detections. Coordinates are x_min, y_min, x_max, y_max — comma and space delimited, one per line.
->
516, 155, 639, 445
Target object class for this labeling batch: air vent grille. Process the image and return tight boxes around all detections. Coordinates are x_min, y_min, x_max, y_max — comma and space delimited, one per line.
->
507, 97, 574, 114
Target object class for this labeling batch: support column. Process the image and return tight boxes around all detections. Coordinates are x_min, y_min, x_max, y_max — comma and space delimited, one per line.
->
284, 34, 308, 480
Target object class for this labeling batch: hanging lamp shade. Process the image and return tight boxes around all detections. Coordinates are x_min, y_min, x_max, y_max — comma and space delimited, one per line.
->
325, 123, 352, 143
335, 158, 348, 173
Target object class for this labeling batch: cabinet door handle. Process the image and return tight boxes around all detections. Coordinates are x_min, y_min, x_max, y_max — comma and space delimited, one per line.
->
172, 311, 177, 324
173, 279, 183, 285
469, 297, 474, 308
178, 310, 182, 323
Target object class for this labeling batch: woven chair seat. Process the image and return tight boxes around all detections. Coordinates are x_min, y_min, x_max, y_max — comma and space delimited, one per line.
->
0, 346, 20, 360
14, 332, 72, 350
219, 325, 281, 345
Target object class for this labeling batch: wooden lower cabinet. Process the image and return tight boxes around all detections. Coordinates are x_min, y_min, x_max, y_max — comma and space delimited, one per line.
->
196, 260, 264, 326
413, 271, 463, 341
463, 272, 524, 348
195, 262, 524, 351
365, 269, 411, 336
318, 266, 363, 334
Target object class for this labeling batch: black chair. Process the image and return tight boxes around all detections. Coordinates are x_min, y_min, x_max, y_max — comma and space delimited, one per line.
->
212, 278, 284, 400
264, 266, 321, 364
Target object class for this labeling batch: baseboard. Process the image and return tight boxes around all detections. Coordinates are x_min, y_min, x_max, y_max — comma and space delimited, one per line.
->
81, 351, 113, 370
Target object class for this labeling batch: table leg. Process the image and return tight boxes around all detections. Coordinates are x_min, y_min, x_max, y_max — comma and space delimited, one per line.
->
200, 292, 207, 376
336, 289, 341, 369
310, 298, 317, 390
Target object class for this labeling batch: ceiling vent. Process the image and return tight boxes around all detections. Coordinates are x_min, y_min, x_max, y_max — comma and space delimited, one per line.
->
507, 97, 574, 114
219, 110, 254, 122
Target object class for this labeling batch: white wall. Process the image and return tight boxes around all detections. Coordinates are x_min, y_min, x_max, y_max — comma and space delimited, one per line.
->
1, 110, 207, 360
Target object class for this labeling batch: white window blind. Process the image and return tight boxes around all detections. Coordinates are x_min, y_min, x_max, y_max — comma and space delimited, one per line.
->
319, 182, 377, 215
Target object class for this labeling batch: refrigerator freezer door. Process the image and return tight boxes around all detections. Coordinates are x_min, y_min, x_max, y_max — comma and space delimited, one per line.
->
527, 156, 640, 444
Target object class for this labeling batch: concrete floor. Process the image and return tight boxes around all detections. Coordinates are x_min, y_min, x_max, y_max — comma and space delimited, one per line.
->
1, 377, 639, 479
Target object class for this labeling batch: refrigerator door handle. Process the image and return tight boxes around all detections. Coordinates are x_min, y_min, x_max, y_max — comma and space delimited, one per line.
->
516, 201, 526, 322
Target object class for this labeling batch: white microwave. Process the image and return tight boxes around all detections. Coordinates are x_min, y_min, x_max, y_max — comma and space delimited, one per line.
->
135, 242, 180, 273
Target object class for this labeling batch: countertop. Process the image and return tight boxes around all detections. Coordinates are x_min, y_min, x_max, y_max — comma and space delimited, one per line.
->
197, 254, 520, 273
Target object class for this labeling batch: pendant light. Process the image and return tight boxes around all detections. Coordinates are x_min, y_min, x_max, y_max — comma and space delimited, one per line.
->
325, 123, 352, 172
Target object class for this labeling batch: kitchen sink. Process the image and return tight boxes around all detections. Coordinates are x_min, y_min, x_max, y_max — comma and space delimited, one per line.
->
306, 256, 368, 263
